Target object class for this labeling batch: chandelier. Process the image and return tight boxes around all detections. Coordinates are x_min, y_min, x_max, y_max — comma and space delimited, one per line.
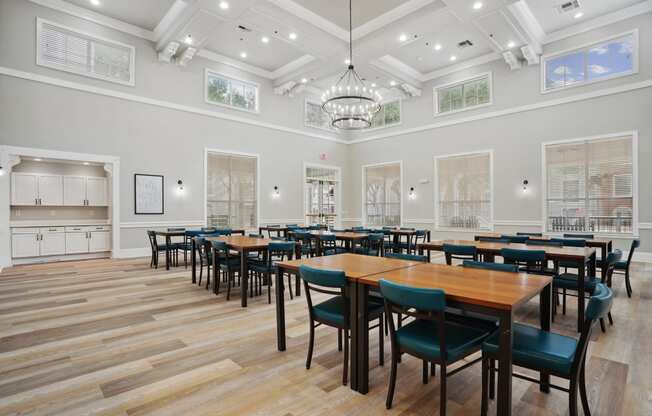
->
321, 0, 381, 130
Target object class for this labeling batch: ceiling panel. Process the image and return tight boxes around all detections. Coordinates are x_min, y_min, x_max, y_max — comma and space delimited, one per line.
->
295, 0, 408, 30
525, 0, 644, 33
63, 0, 176, 31
204, 24, 306, 72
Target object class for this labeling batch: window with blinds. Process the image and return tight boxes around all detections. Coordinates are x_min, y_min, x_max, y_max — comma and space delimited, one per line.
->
544, 135, 634, 234
370, 100, 401, 129
206, 152, 257, 229
36, 18, 135, 86
434, 73, 491, 115
364, 163, 401, 226
305, 100, 333, 131
435, 152, 492, 230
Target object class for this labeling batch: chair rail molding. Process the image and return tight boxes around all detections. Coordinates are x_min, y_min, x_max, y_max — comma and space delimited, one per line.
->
120, 220, 205, 229
493, 220, 543, 227
639, 222, 652, 230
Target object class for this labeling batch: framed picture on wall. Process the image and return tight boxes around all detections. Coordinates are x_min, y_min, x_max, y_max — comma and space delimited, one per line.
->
134, 174, 164, 214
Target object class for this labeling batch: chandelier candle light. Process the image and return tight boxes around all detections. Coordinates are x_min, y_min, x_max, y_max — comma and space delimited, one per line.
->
321, 0, 382, 129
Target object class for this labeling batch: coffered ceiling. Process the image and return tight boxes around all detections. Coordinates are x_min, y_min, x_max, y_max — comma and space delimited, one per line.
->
54, 0, 651, 96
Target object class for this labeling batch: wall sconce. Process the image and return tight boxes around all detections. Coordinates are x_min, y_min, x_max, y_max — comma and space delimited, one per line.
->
272, 185, 280, 199
177, 179, 184, 194
522, 179, 529, 193
408, 186, 416, 200
0, 166, 4, 177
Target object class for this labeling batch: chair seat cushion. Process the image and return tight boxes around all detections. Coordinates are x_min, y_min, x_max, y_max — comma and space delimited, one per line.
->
396, 319, 490, 362
218, 257, 241, 270
554, 273, 598, 292
483, 323, 577, 376
324, 247, 348, 256
614, 260, 628, 270
313, 296, 383, 327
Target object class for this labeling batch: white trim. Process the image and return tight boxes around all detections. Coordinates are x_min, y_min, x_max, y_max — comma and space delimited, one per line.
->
260, 219, 305, 225
540, 130, 639, 236
433, 71, 493, 117
540, 30, 639, 94
11, 220, 111, 227
543, 0, 652, 44
434, 150, 494, 232
27, 0, 155, 40
405, 219, 435, 224
197, 50, 274, 80
116, 247, 150, 259
11, 252, 110, 265
204, 68, 260, 114
632, 251, 652, 263
271, 55, 316, 79
351, 78, 652, 144
302, 162, 342, 229
120, 220, 204, 229
639, 223, 652, 230
36, 17, 136, 87
361, 160, 404, 227
0, 66, 346, 144
493, 220, 543, 227
422, 53, 500, 81
364, 99, 403, 132
203, 148, 261, 231
373, 56, 424, 86
266, 0, 349, 41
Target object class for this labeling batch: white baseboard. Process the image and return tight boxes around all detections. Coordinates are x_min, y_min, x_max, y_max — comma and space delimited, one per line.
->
11, 252, 110, 265
633, 251, 652, 263
116, 247, 150, 258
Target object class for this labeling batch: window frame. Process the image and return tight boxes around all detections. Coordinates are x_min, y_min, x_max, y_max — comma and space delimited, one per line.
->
361, 160, 403, 227
433, 150, 494, 232
204, 68, 260, 114
433, 72, 493, 117
540, 29, 639, 94
36, 17, 136, 87
366, 99, 403, 131
540, 131, 639, 237
203, 148, 260, 231
304, 99, 334, 132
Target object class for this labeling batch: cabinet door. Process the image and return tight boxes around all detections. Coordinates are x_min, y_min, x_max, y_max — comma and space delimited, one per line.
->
86, 177, 108, 206
63, 176, 86, 206
11, 173, 39, 205
65, 232, 89, 254
40, 232, 66, 256
38, 175, 63, 206
12, 233, 40, 258
89, 231, 111, 252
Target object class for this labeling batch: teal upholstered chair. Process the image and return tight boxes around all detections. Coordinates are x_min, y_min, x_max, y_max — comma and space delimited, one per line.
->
501, 235, 529, 244
501, 248, 548, 274
443, 243, 478, 265
477, 236, 510, 244
563, 233, 594, 239
318, 233, 347, 256
481, 283, 613, 416
211, 240, 242, 300
293, 231, 316, 258
526, 239, 562, 247
379, 279, 494, 415
299, 265, 384, 386
517, 232, 542, 237
613, 239, 639, 297
385, 252, 429, 262
248, 241, 295, 303
354, 233, 385, 256
462, 260, 518, 273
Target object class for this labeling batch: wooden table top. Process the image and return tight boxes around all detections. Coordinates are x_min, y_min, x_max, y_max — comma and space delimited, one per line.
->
306, 231, 369, 240
154, 230, 186, 237
275, 253, 421, 278
420, 239, 595, 260
206, 235, 272, 250
475, 233, 611, 245
359, 263, 552, 311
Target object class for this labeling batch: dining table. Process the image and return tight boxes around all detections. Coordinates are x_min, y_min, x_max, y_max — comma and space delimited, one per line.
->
419, 239, 596, 331
155, 228, 246, 270
288, 230, 370, 256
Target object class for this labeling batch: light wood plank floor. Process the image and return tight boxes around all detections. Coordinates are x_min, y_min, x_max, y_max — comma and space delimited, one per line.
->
0, 257, 650, 415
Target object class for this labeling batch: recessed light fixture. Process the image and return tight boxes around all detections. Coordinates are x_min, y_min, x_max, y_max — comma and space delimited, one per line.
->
434, 43, 442, 51
574, 11, 583, 19
399, 33, 408, 42
450, 55, 457, 61
472, 1, 483, 10
83, 162, 90, 165
90, 0, 100, 6
184, 34, 193, 45
371, 83, 377, 87
344, 58, 351, 65
240, 52, 247, 58
389, 80, 397, 86
301, 78, 308, 84
219, 1, 229, 10
288, 32, 297, 40
507, 41, 516, 48
261, 36, 270, 44
34, 158, 42, 162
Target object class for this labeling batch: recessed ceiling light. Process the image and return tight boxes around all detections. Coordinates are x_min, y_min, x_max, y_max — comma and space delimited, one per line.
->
240, 52, 247, 58
472, 1, 483, 10
83, 162, 90, 165
507, 41, 516, 48
389, 80, 397, 86
574, 11, 583, 19
90, 0, 100, 6
450, 55, 457, 61
434, 43, 442, 51
219, 1, 229, 10
344, 58, 351, 65
184, 34, 193, 45
371, 83, 377, 87
301, 78, 308, 84
34, 158, 42, 162
288, 32, 297, 40
261, 36, 270, 44
398, 33, 408, 42
417, 56, 423, 61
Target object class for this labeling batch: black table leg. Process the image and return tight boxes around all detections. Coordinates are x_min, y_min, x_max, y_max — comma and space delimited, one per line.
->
349, 280, 359, 391
577, 261, 586, 332
191, 238, 197, 284
356, 283, 370, 394
539, 283, 552, 392
165, 235, 171, 270
240, 249, 248, 307
276, 265, 287, 351
496, 310, 513, 416
601, 244, 608, 283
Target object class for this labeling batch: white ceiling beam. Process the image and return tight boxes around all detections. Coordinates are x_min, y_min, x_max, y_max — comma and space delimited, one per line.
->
370, 56, 424, 86
352, 0, 437, 40
506, 0, 544, 54
266, 0, 349, 41
196, 49, 274, 79
153, 0, 194, 43
422, 52, 500, 81
271, 55, 317, 80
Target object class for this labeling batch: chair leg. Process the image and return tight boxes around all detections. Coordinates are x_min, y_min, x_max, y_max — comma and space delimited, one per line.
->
287, 274, 294, 300
422, 360, 428, 384
384, 316, 388, 336
489, 359, 495, 400
430, 362, 436, 377
267, 272, 272, 304
343, 329, 349, 386
378, 315, 384, 366
563, 288, 567, 315
481, 357, 489, 416
338, 329, 342, 352
599, 318, 606, 333
226, 271, 232, 301
440, 363, 447, 416
579, 359, 591, 416
625, 269, 633, 297
569, 379, 578, 416
608, 312, 613, 326
306, 320, 315, 369
215, 269, 221, 295
386, 344, 398, 409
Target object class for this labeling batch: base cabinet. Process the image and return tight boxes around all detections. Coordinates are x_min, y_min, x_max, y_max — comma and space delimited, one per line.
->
65, 232, 90, 254
89, 231, 111, 252
11, 225, 111, 259
40, 228, 66, 256
11, 233, 40, 258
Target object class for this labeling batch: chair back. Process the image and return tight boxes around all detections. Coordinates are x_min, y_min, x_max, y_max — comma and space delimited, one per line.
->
359, 233, 384, 256
147, 230, 159, 251
300, 265, 348, 328
601, 249, 622, 283
572, 283, 613, 375
379, 279, 446, 312
351, 226, 366, 231
501, 235, 529, 244
551, 238, 586, 247
214, 228, 232, 236
248, 233, 263, 238
625, 239, 640, 268
501, 248, 546, 272
268, 241, 295, 262
384, 252, 428, 262
477, 236, 510, 244
517, 232, 542, 237
443, 243, 478, 265
210, 240, 229, 258
462, 260, 518, 273
564, 233, 594, 240
525, 239, 562, 247
201, 227, 216, 232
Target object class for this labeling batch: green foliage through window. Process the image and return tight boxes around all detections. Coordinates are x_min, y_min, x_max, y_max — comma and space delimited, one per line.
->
436, 74, 490, 114
371, 100, 401, 129
206, 71, 258, 111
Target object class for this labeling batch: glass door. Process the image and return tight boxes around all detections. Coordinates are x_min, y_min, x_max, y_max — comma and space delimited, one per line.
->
305, 166, 339, 228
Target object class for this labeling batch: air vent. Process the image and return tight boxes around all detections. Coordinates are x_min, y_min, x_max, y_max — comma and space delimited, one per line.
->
555, 0, 580, 14
237, 25, 252, 32
457, 40, 473, 49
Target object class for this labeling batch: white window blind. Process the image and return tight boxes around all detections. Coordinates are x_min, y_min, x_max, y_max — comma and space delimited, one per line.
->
545, 136, 634, 234
305, 100, 332, 130
364, 163, 401, 226
206, 152, 257, 229
436, 152, 492, 229
206, 70, 259, 112
37, 19, 134, 86
435, 73, 491, 115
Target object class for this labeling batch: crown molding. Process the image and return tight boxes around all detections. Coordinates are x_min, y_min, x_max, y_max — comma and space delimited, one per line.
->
351, 78, 652, 144
267, 0, 349, 41
0, 66, 347, 144
196, 50, 274, 79
27, 0, 155, 40
544, 0, 652, 44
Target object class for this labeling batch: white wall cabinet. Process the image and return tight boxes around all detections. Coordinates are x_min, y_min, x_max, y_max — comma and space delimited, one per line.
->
12, 173, 108, 207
